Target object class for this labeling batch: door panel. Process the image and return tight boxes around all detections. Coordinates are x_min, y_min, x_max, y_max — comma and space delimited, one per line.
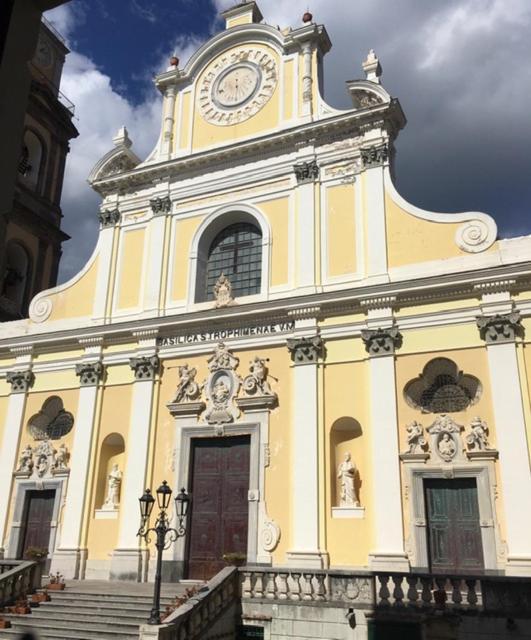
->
187, 436, 250, 580
424, 478, 484, 573
19, 490, 55, 558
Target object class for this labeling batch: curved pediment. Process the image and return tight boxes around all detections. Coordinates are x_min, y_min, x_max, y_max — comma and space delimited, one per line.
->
88, 126, 140, 187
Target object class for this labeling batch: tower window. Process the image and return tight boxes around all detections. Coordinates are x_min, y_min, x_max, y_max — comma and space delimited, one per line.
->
204, 222, 262, 301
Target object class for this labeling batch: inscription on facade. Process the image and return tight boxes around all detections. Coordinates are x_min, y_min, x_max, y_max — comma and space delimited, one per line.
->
157, 321, 295, 346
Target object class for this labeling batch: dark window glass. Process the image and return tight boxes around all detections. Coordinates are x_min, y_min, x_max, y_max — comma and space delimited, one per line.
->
205, 222, 262, 300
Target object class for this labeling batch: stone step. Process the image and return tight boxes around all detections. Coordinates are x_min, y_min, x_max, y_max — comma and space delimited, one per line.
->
25, 604, 150, 622
40, 591, 177, 605
1, 615, 141, 633
32, 600, 159, 614
4, 611, 145, 629
0, 618, 140, 639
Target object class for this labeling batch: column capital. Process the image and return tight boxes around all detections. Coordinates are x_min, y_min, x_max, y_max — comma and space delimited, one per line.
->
476, 311, 523, 344
361, 143, 389, 169
75, 361, 105, 386
361, 326, 402, 356
287, 335, 324, 364
6, 370, 34, 393
129, 355, 160, 380
98, 208, 120, 228
293, 160, 319, 184
150, 196, 172, 216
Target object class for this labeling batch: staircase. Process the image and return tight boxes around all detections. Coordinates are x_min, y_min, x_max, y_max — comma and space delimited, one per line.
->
0, 580, 195, 640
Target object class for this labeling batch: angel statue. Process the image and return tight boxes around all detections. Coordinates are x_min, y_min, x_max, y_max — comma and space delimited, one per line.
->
172, 364, 200, 403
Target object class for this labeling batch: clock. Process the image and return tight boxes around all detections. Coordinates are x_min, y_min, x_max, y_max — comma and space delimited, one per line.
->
213, 63, 261, 108
35, 36, 53, 69
199, 48, 277, 126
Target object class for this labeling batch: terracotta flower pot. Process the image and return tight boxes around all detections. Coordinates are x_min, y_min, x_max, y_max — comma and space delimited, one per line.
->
0, 619, 12, 629
46, 583, 65, 591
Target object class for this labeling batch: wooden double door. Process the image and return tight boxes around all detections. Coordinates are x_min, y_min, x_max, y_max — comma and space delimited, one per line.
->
18, 490, 55, 559
186, 436, 250, 580
424, 478, 484, 573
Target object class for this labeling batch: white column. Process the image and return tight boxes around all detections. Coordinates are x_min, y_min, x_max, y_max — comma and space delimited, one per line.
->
286, 333, 327, 568
93, 222, 117, 320
161, 85, 177, 160
362, 326, 409, 571
361, 144, 389, 280
294, 160, 317, 293
51, 357, 104, 579
0, 369, 34, 555
478, 312, 531, 575
111, 353, 159, 580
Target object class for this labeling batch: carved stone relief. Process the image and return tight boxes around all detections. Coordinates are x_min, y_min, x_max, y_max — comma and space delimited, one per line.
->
260, 519, 281, 553
213, 273, 235, 308
204, 343, 240, 424
150, 196, 172, 215
16, 440, 70, 478
171, 365, 201, 403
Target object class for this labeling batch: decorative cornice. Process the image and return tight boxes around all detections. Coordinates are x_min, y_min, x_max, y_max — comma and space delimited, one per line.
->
129, 355, 160, 380
476, 312, 523, 344
474, 280, 516, 294
361, 326, 402, 356
75, 361, 105, 386
150, 196, 172, 216
98, 209, 120, 228
360, 296, 396, 311
287, 335, 324, 364
287, 305, 321, 320
360, 143, 388, 169
293, 160, 319, 184
6, 370, 35, 393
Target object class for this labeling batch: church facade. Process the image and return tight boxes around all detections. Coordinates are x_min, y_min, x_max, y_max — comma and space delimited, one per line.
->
1, 2, 531, 589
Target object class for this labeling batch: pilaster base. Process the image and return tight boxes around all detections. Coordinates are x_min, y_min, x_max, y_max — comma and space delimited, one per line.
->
505, 555, 531, 577
368, 552, 409, 572
50, 548, 88, 580
110, 548, 149, 581
285, 550, 329, 569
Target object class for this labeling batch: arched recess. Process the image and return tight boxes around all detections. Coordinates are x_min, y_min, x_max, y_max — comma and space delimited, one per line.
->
329, 417, 363, 507
188, 204, 271, 305
95, 434, 125, 510
2, 241, 32, 313
19, 129, 46, 192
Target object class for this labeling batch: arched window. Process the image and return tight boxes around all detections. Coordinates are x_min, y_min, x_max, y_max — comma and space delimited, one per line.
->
2, 241, 31, 312
18, 129, 44, 190
27, 396, 74, 440
204, 222, 262, 301
404, 358, 482, 414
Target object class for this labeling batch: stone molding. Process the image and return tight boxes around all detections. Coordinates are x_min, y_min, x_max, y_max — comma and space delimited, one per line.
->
75, 361, 105, 386
150, 196, 172, 215
293, 160, 319, 184
98, 209, 120, 228
361, 144, 388, 169
287, 335, 324, 364
6, 370, 34, 393
361, 326, 402, 356
129, 355, 160, 380
477, 312, 523, 343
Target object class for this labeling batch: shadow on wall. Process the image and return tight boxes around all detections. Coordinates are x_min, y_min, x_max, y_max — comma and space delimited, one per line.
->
330, 417, 363, 506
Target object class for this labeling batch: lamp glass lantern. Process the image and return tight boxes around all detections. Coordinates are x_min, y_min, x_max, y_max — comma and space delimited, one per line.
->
175, 487, 190, 519
139, 488, 155, 520
156, 481, 172, 510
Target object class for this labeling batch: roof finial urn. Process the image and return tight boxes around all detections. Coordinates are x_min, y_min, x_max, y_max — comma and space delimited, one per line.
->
362, 49, 382, 84
169, 55, 179, 67
302, 9, 313, 23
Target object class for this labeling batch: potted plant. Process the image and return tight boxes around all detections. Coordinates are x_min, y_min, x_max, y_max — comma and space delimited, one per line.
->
24, 547, 48, 563
0, 618, 11, 629
45, 572, 65, 591
222, 552, 247, 567
31, 589, 50, 604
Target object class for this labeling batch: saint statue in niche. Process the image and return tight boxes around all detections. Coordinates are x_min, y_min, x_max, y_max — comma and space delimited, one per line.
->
102, 464, 122, 510
437, 433, 457, 461
337, 452, 360, 507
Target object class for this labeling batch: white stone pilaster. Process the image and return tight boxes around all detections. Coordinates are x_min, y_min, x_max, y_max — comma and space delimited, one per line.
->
52, 352, 104, 579
111, 350, 159, 580
93, 224, 117, 320
0, 368, 33, 554
362, 323, 408, 571
478, 312, 531, 575
161, 85, 177, 160
286, 330, 327, 568
294, 159, 318, 293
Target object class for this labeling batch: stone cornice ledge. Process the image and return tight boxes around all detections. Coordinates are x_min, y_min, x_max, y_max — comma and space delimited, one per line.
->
1, 262, 531, 355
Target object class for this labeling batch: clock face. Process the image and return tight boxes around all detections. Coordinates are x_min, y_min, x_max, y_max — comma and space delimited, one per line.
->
198, 48, 277, 126
213, 63, 260, 108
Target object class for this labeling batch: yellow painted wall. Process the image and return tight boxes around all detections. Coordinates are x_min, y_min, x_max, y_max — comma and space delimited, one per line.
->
177, 92, 191, 151
283, 59, 294, 121
190, 45, 281, 152
169, 215, 203, 302
86, 383, 132, 559
326, 183, 356, 277
116, 227, 146, 310
260, 197, 289, 287
44, 257, 99, 322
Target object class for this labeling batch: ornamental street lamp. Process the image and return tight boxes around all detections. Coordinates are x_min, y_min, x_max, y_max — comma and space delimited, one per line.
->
138, 481, 191, 625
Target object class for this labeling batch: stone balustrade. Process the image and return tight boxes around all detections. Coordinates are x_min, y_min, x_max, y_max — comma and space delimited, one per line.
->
0, 560, 41, 607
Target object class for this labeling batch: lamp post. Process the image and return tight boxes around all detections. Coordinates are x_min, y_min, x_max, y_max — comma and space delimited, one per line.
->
137, 481, 190, 625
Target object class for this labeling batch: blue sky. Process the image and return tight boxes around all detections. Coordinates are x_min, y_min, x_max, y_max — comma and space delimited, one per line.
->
46, 0, 531, 281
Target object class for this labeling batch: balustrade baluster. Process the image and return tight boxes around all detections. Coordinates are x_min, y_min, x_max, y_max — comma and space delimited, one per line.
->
242, 571, 252, 598
377, 575, 391, 607
392, 575, 405, 606
277, 572, 288, 600
406, 576, 418, 606
314, 573, 326, 601
450, 579, 462, 605
465, 579, 478, 606
290, 572, 301, 600
253, 571, 264, 598
434, 577, 447, 608
265, 572, 276, 599
302, 573, 314, 600
420, 576, 432, 606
